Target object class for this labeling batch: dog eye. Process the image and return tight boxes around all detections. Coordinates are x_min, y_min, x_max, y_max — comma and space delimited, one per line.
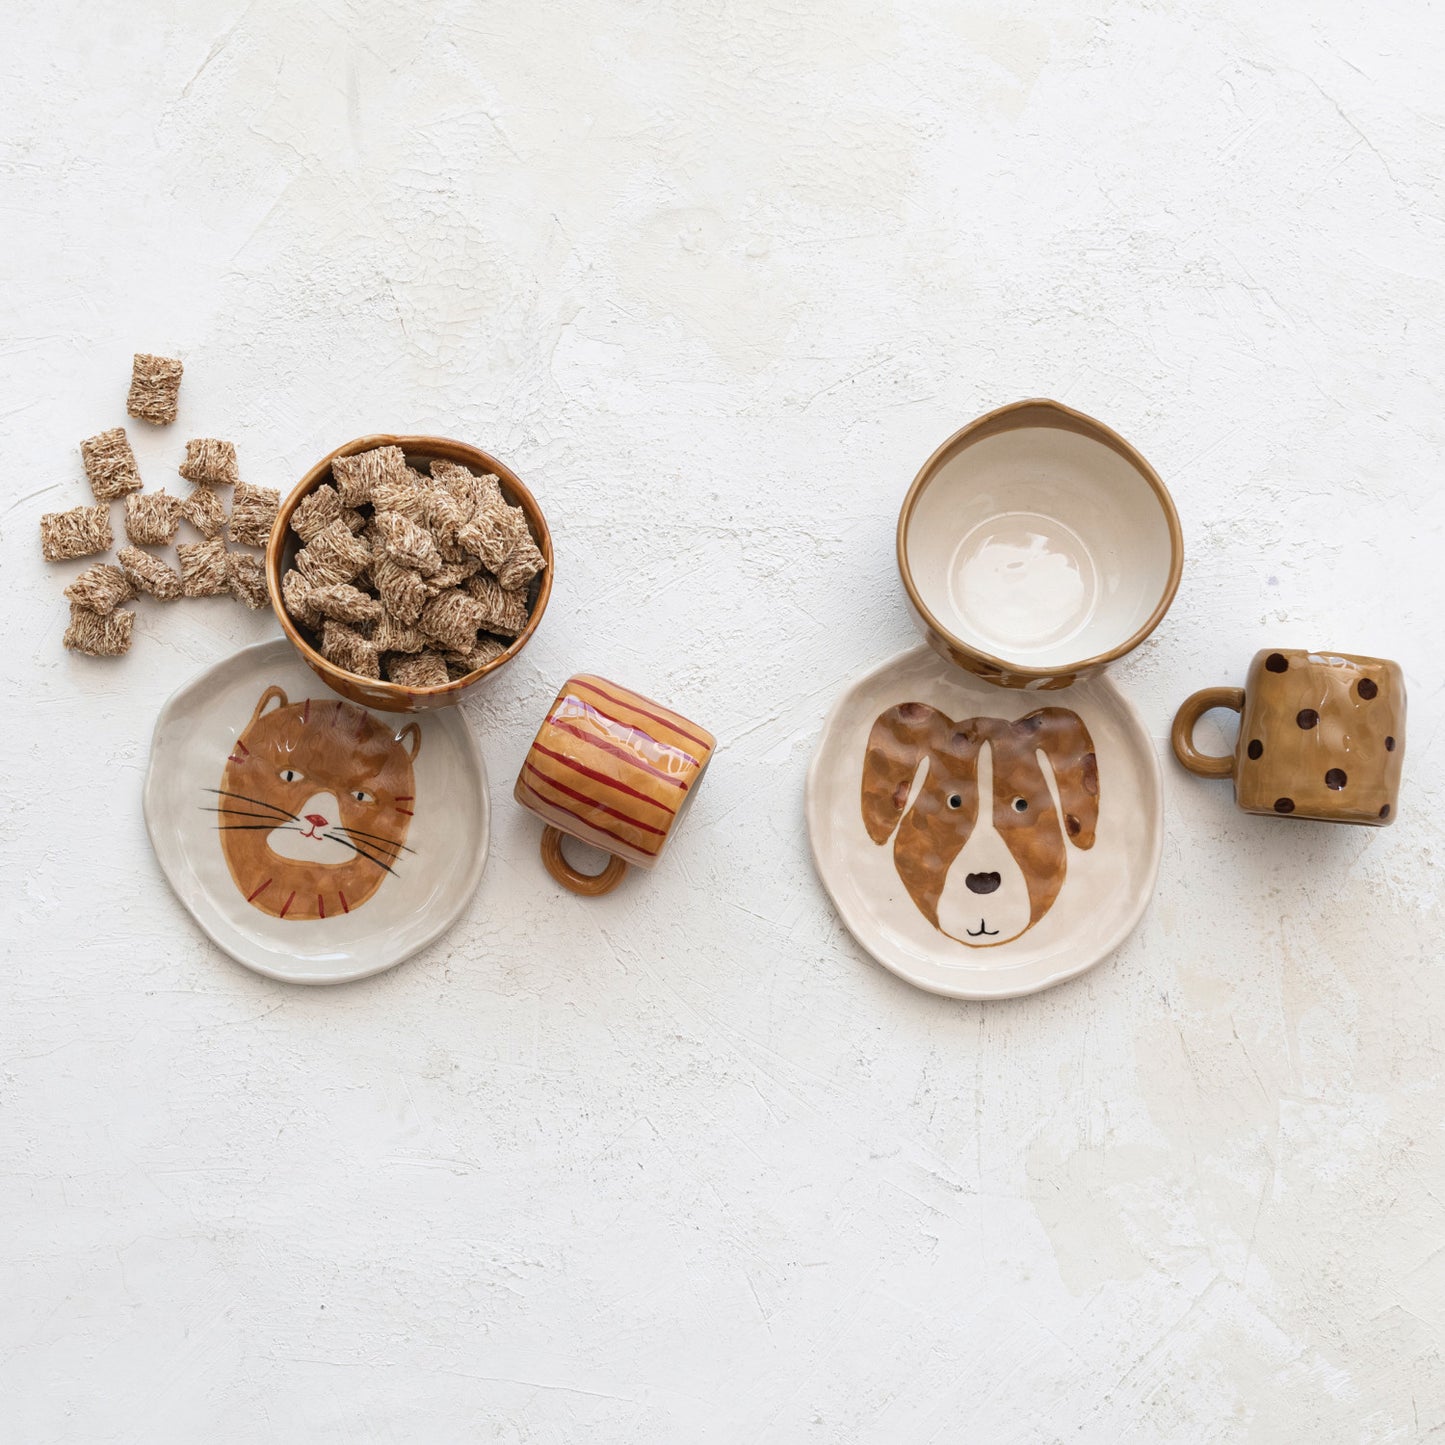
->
947, 794, 963, 810
1013, 797, 1028, 812
351, 790, 374, 804
278, 768, 305, 784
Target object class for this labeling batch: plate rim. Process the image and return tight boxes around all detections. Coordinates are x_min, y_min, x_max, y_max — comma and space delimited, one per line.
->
142, 638, 491, 985
805, 644, 1163, 1001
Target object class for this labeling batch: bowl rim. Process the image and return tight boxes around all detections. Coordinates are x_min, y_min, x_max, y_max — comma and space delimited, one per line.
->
265, 433, 553, 703
895, 397, 1184, 681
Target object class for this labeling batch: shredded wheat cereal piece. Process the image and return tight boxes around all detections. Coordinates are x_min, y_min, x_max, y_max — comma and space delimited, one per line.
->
295, 518, 370, 587
124, 490, 181, 545
369, 555, 427, 624
464, 571, 531, 636
228, 552, 269, 609
385, 650, 449, 688
373, 510, 443, 576
127, 353, 183, 424
310, 582, 383, 625
330, 445, 407, 507
369, 472, 429, 518
418, 590, 486, 652
41, 505, 113, 561
63, 563, 136, 615
494, 521, 546, 591
424, 559, 482, 594
80, 427, 143, 500
229, 480, 280, 548
180, 486, 227, 539
177, 539, 231, 597
416, 486, 469, 543
178, 437, 238, 486
373, 610, 427, 653
118, 545, 183, 600
320, 619, 380, 679
291, 483, 342, 542
342, 507, 368, 532
445, 635, 508, 677
429, 459, 488, 515
64, 603, 135, 657
282, 568, 321, 628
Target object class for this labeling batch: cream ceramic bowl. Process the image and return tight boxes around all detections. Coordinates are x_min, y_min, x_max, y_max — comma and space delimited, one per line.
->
898, 399, 1183, 690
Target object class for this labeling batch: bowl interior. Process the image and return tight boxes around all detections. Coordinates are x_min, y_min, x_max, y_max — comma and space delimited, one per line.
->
904, 422, 1176, 671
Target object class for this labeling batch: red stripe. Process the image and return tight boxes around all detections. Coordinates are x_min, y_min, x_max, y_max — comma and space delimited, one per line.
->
246, 877, 272, 903
317, 894, 326, 919
571, 677, 711, 751
395, 795, 414, 801
338, 890, 349, 913
549, 720, 690, 790
518, 781, 661, 856
561, 695, 701, 768
524, 763, 668, 835
234, 739, 250, 756
396, 807, 414, 817
227, 754, 244, 764
279, 891, 296, 918
531, 742, 676, 814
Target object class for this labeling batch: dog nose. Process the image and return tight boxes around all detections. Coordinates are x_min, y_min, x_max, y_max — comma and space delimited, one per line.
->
305, 813, 329, 828
965, 871, 1001, 895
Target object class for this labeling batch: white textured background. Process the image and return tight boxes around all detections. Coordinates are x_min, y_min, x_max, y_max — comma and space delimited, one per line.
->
4, 2, 1444, 1440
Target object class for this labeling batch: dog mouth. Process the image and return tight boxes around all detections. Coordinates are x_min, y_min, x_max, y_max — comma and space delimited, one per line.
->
965, 919, 1000, 938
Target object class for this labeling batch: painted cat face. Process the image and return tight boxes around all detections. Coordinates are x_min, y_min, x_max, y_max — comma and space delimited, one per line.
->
214, 686, 420, 920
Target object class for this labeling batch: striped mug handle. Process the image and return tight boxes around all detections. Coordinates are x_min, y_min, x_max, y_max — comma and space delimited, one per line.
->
540, 826, 629, 897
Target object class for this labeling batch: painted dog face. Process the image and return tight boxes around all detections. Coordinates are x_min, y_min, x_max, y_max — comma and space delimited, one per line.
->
860, 704, 1098, 946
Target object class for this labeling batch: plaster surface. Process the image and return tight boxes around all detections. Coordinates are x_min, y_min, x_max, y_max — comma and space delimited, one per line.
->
3, 2, 1443, 1440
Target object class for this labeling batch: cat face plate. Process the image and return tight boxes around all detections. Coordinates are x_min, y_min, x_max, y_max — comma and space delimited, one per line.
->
144, 639, 489, 983
806, 646, 1162, 999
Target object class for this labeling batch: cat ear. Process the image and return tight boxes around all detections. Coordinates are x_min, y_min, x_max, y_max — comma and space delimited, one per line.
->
249, 685, 289, 726
397, 722, 421, 762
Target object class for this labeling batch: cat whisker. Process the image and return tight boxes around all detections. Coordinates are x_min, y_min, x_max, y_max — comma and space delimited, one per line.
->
339, 825, 414, 854
216, 824, 303, 832
322, 832, 399, 876
202, 806, 293, 822
206, 788, 300, 822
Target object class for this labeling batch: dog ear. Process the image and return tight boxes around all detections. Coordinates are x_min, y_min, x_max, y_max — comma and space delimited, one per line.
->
861, 703, 949, 844
1020, 707, 1098, 848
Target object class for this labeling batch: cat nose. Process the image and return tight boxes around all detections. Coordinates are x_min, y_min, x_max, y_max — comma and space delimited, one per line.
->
305, 812, 329, 827
965, 871, 1001, 895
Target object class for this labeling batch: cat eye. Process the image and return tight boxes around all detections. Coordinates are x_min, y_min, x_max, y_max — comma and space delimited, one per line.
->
947, 794, 963, 810
1013, 797, 1028, 812
279, 768, 305, 784
351, 790, 375, 804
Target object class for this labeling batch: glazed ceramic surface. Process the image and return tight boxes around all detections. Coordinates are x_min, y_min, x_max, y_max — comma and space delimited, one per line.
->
1172, 648, 1404, 825
144, 639, 489, 983
807, 645, 1163, 999
266, 433, 553, 713
515, 675, 715, 892
898, 399, 1183, 689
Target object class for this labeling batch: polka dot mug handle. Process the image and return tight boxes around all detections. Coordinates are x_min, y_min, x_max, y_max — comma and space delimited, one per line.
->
1171, 687, 1245, 779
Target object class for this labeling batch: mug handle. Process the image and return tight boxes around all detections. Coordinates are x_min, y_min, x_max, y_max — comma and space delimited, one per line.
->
1171, 687, 1245, 778
540, 825, 629, 897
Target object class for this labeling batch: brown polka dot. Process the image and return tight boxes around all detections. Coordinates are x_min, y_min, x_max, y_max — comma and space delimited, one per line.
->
1325, 768, 1347, 790
1296, 708, 1319, 729
1274, 797, 1295, 814
1379, 804, 1391, 819
1386, 736, 1396, 751
1265, 653, 1289, 672
1357, 678, 1378, 700
1247, 739, 1263, 760
1066, 813, 1081, 836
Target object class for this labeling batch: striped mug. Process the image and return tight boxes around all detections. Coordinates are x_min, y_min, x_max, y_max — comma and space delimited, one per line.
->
514, 675, 716, 895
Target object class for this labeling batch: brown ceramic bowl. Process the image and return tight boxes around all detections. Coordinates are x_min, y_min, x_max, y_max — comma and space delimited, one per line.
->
265, 434, 553, 713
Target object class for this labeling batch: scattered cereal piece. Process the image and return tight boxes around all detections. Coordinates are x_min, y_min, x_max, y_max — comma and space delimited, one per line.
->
228, 552, 269, 609
384, 650, 449, 688
331, 445, 407, 508
373, 510, 443, 576
80, 427, 143, 500
178, 437, 239, 486
118, 545, 184, 600
373, 611, 427, 653
41, 505, 113, 561
64, 563, 136, 616
464, 571, 531, 636
282, 568, 321, 627
419, 590, 486, 652
295, 518, 370, 587
320, 618, 380, 679
177, 539, 231, 597
64, 603, 135, 656
124, 490, 182, 545
310, 582, 383, 625
180, 485, 227, 539
127, 353, 183, 425
229, 480, 280, 548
